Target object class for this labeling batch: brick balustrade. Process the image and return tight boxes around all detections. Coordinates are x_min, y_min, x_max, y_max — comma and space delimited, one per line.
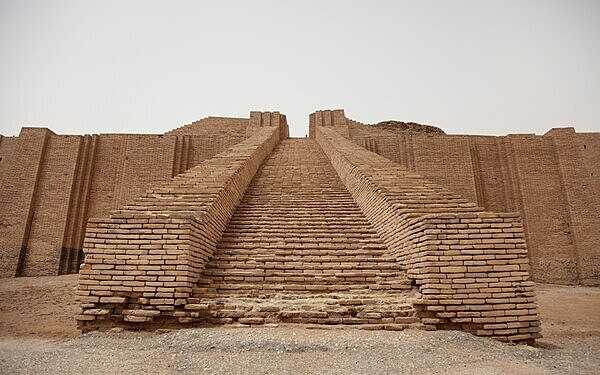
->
316, 126, 541, 343
76, 126, 281, 329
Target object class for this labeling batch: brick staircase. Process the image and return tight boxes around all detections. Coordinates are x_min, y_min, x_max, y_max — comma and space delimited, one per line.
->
75, 111, 540, 342
185, 139, 421, 329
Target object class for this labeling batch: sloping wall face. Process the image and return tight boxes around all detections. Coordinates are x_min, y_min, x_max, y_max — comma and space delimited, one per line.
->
0, 116, 256, 277
315, 125, 540, 343
76, 126, 281, 330
343, 117, 600, 286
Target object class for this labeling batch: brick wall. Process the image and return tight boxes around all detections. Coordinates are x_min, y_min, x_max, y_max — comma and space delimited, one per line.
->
466, 136, 510, 212
171, 117, 251, 168
86, 135, 177, 219
315, 125, 540, 343
76, 125, 281, 329
1, 110, 596, 286
166, 116, 248, 136
500, 135, 580, 284
248, 111, 290, 140
0, 128, 51, 277
347, 123, 479, 203
0, 114, 258, 278
545, 129, 600, 285
22, 136, 82, 276
59, 135, 98, 274
309, 109, 347, 139
342, 113, 599, 286
408, 213, 540, 342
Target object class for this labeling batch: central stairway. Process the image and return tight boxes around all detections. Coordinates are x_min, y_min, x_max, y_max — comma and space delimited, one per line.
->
186, 139, 421, 329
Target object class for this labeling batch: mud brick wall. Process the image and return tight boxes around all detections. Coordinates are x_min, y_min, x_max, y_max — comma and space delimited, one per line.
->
0, 128, 51, 277
315, 125, 540, 342
85, 135, 178, 219
248, 111, 290, 140
168, 117, 252, 168
309, 109, 347, 139
22, 135, 82, 276
405, 213, 539, 342
341, 113, 599, 286
545, 129, 600, 285
315, 125, 482, 259
0, 115, 257, 277
76, 126, 281, 329
348, 122, 479, 203
166, 116, 249, 136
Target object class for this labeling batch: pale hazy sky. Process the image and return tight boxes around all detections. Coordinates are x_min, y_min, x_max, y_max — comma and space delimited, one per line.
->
1, 0, 598, 137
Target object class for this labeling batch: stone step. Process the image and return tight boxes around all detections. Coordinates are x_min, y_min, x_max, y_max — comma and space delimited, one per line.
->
192, 139, 412, 322
205, 258, 403, 268
218, 241, 382, 246
228, 214, 371, 220
193, 288, 413, 298
208, 252, 393, 259
221, 228, 380, 235
195, 283, 412, 295
200, 270, 408, 280
197, 281, 411, 291
216, 242, 388, 249
205, 255, 400, 262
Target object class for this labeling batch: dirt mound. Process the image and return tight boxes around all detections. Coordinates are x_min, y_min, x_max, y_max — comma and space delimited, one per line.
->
0, 275, 79, 338
370, 121, 445, 134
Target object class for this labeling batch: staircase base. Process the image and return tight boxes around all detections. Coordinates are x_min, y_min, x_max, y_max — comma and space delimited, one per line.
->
79, 290, 425, 333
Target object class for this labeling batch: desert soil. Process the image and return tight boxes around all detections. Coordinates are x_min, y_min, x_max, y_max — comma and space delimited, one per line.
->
0, 275, 599, 374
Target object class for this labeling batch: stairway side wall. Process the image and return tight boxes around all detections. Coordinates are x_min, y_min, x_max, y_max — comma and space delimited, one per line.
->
315, 126, 540, 343
0, 117, 253, 277
76, 126, 281, 330
341, 118, 599, 286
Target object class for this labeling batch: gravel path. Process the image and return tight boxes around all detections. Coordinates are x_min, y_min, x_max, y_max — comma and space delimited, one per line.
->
1, 276, 599, 374
1, 327, 599, 374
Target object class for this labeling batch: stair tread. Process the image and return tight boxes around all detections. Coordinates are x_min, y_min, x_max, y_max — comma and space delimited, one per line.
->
197, 139, 407, 299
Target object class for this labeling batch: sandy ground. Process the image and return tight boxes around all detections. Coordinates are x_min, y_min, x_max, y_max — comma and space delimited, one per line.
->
0, 275, 599, 374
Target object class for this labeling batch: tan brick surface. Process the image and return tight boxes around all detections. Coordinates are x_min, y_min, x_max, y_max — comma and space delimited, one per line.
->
0, 113, 289, 278
76, 123, 281, 328
342, 117, 599, 286
315, 122, 541, 343
1, 108, 595, 344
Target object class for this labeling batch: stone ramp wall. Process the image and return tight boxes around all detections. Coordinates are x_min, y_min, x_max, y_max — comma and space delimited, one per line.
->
76, 126, 281, 329
406, 213, 538, 342
342, 113, 600, 286
316, 126, 540, 343
0, 113, 269, 278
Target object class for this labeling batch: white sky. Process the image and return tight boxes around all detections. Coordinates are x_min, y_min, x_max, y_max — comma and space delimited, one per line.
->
1, 0, 599, 138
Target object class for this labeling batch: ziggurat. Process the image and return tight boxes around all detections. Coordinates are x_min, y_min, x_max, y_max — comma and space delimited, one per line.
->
1, 109, 598, 343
